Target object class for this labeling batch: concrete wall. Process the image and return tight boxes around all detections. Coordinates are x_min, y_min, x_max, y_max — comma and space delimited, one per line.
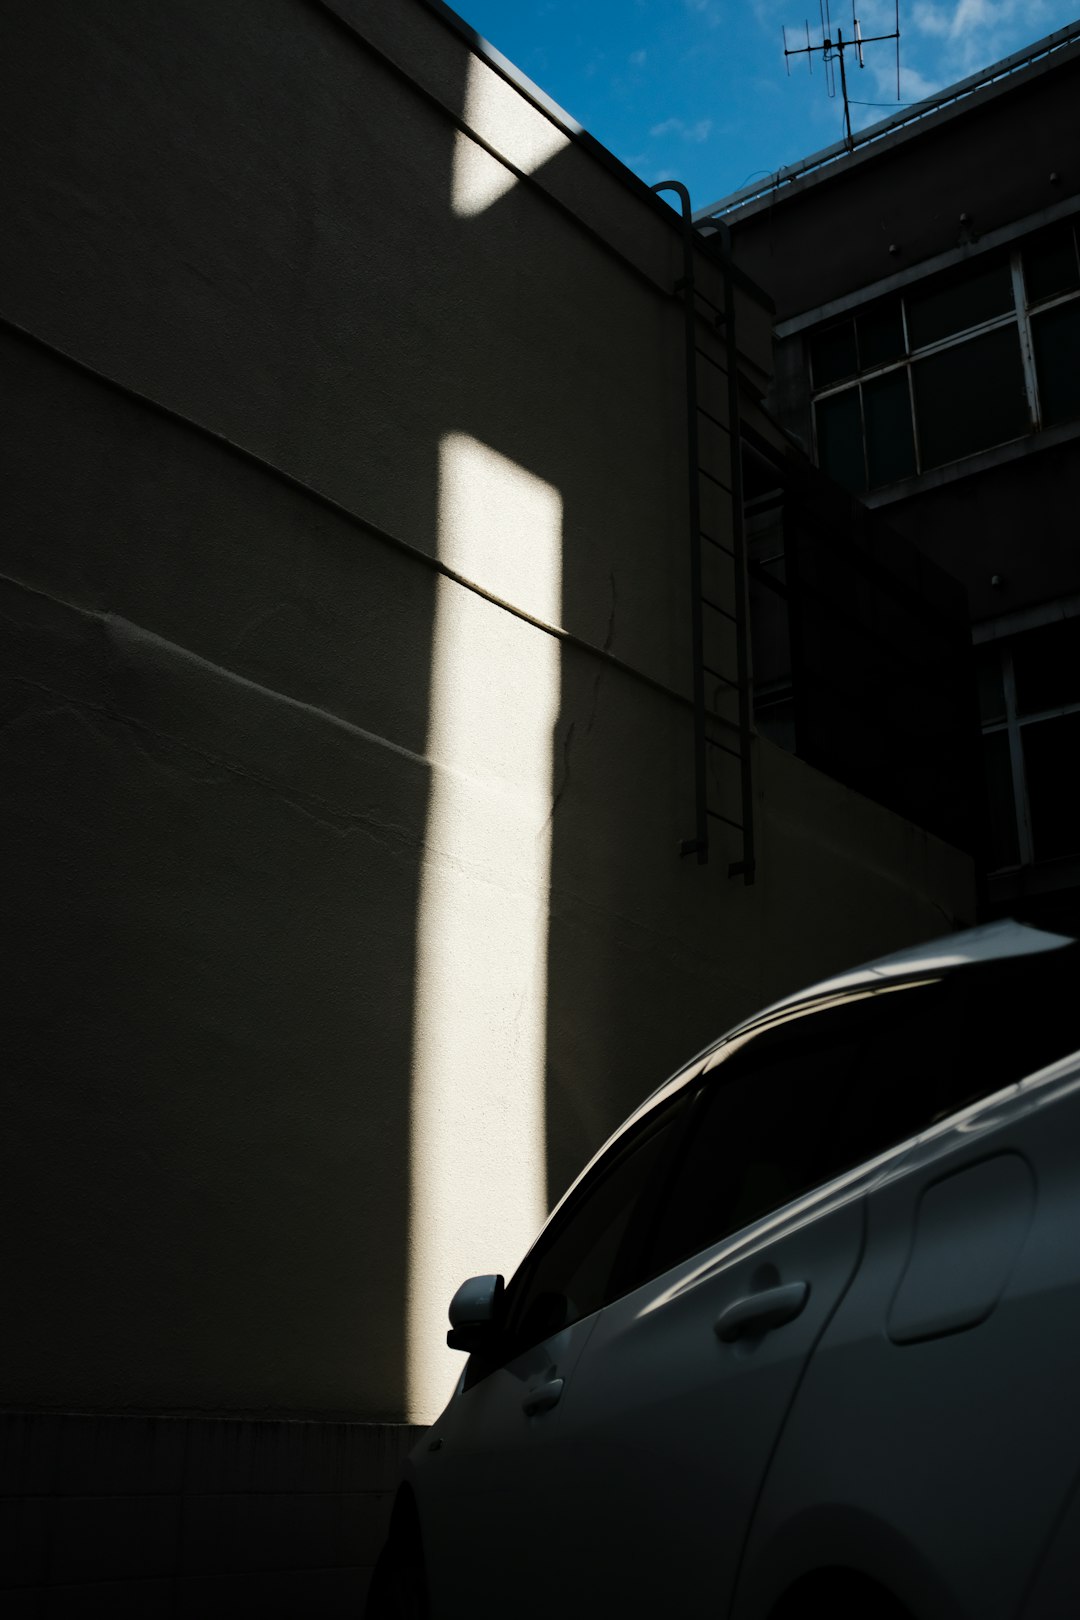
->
0, 0, 973, 1605
0, 1412, 422, 1618
877, 436, 1080, 627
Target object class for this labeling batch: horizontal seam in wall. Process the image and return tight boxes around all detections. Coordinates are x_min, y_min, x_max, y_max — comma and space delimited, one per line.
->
6, 666, 431, 851
1, 570, 432, 773
1, 313, 699, 720
5, 1566, 375, 1593
1, 1490, 394, 1501
0, 1407, 424, 1424
179, 1564, 375, 1582
3, 1578, 174, 1595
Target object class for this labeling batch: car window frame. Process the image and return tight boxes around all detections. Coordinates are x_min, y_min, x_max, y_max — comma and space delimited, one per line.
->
466, 1083, 698, 1379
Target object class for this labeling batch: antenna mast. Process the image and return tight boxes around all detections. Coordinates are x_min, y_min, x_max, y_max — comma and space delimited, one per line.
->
783, 1, 901, 149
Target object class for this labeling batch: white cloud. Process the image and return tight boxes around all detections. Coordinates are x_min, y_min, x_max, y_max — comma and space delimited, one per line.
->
650, 115, 714, 142
683, 0, 725, 24
927, 0, 1020, 38
629, 48, 647, 65
909, 0, 1053, 67
899, 62, 940, 98
867, 49, 940, 104
911, 2, 952, 37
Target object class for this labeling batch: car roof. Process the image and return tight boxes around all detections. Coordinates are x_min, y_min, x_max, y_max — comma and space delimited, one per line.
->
748, 918, 1075, 1024
623, 919, 1075, 1137
538, 920, 1076, 1249
550, 926, 1075, 1224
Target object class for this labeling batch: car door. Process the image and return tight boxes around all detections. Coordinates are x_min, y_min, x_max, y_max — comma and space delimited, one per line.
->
419, 1074, 700, 1618
492, 970, 1014, 1617
536, 1016, 883, 1618
732, 946, 1080, 1620
737, 1059, 1080, 1620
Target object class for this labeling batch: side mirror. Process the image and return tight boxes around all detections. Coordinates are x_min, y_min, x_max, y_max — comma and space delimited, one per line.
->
447, 1274, 505, 1353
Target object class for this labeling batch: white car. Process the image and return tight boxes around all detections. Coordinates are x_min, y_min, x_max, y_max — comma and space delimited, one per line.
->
369, 921, 1080, 1620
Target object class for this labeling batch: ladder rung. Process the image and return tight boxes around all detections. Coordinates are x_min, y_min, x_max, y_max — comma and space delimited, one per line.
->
701, 595, 737, 622
701, 530, 734, 558
694, 346, 726, 372
691, 286, 723, 315
704, 710, 742, 734
749, 566, 788, 600
697, 405, 730, 435
705, 736, 743, 761
707, 809, 745, 831
700, 467, 731, 493
702, 663, 738, 687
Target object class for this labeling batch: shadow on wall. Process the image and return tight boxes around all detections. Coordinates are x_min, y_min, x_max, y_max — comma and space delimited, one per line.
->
0, 0, 719, 1449
1, 0, 472, 1429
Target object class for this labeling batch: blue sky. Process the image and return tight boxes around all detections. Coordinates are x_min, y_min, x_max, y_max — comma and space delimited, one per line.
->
454, 1, 1080, 209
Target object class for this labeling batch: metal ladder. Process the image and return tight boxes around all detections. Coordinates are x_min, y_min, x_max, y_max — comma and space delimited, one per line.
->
652, 183, 755, 883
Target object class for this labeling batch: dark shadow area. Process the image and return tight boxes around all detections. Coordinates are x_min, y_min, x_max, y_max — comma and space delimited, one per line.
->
743, 421, 984, 860
0, 0, 474, 1423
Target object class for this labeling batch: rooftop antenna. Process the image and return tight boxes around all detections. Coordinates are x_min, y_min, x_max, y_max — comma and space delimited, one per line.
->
783, 0, 901, 150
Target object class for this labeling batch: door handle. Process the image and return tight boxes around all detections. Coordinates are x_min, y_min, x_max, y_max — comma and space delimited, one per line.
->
522, 1377, 564, 1416
714, 1280, 810, 1343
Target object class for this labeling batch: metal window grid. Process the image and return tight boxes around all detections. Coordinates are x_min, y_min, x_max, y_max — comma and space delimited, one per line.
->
809, 230, 1080, 489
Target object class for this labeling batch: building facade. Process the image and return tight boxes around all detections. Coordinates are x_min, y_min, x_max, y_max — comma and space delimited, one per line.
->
2, 0, 974, 1609
700, 22, 1080, 931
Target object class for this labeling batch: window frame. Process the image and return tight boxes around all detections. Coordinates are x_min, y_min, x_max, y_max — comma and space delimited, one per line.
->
980, 635, 1080, 873
809, 225, 1080, 492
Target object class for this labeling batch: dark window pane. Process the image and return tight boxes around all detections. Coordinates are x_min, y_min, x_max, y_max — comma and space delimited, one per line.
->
810, 320, 858, 388
635, 949, 1080, 1285
501, 1097, 685, 1353
754, 688, 796, 752
857, 297, 906, 368
982, 729, 1019, 868
816, 386, 865, 492
1023, 225, 1080, 306
1032, 300, 1080, 429
639, 1036, 863, 1281
1012, 618, 1080, 714
976, 645, 1006, 722
864, 369, 916, 486
913, 325, 1028, 470
1023, 712, 1080, 861
906, 257, 1014, 349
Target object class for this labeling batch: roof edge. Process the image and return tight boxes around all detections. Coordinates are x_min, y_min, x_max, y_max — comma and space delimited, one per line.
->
694, 18, 1080, 224
415, 0, 771, 304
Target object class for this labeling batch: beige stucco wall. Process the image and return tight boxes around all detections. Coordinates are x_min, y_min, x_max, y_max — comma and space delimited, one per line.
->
1, 0, 972, 1428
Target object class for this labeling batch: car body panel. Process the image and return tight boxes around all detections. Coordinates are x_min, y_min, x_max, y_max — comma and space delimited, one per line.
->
734, 1052, 1080, 1620
414, 1310, 603, 1616
539, 1189, 865, 1616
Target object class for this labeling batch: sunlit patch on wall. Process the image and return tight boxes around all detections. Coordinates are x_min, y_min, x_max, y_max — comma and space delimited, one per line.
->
451, 54, 567, 218
407, 434, 563, 1421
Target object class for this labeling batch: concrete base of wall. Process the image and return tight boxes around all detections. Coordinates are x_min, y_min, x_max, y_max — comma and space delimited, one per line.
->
0, 1412, 426, 1617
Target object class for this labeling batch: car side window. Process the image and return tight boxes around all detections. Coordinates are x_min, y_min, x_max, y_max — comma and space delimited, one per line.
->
631, 951, 1080, 1290
635, 1031, 865, 1286
495, 1093, 690, 1360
